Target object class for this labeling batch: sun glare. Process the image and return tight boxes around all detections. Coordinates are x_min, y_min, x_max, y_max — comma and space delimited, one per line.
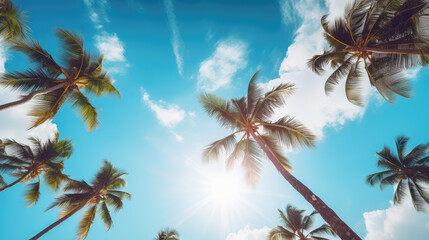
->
208, 173, 241, 207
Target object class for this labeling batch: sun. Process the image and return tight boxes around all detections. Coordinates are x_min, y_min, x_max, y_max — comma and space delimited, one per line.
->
208, 173, 241, 207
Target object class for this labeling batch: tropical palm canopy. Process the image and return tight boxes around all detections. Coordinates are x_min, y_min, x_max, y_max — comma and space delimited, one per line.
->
30, 160, 131, 240
0, 28, 120, 131
0, 132, 72, 206
200, 72, 362, 240
155, 228, 180, 240
200, 71, 315, 184
309, 0, 429, 105
269, 205, 336, 240
367, 136, 429, 212
0, 0, 28, 40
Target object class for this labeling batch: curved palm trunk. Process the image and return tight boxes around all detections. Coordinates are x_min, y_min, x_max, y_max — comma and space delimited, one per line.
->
249, 129, 361, 240
0, 83, 66, 111
30, 201, 88, 240
0, 171, 30, 192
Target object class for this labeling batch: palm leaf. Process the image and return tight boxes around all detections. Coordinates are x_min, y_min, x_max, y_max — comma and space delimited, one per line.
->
99, 202, 113, 230
242, 138, 263, 185
263, 116, 316, 149
68, 91, 99, 131
199, 93, 243, 130
203, 133, 237, 163
77, 205, 97, 240
25, 181, 40, 206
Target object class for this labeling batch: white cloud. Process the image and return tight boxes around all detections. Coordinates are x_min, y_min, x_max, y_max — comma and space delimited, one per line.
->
364, 200, 429, 240
278, 0, 295, 25
225, 226, 270, 240
198, 39, 247, 91
83, 0, 110, 27
141, 88, 186, 128
83, 0, 127, 74
0, 41, 57, 143
265, 0, 368, 137
95, 33, 125, 63
171, 131, 184, 142
164, 0, 184, 76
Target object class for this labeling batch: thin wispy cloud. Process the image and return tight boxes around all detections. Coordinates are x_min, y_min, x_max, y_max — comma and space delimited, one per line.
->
164, 0, 184, 76
198, 39, 247, 91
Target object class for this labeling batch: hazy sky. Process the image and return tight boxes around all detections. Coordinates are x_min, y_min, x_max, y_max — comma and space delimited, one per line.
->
1, 0, 429, 239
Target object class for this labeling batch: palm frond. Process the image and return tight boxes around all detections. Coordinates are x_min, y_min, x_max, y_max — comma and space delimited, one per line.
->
0, 69, 57, 92
10, 39, 62, 76
0, 174, 6, 187
30, 88, 70, 128
247, 71, 262, 115
308, 224, 336, 238
259, 134, 290, 169
302, 210, 318, 231
99, 202, 113, 230
225, 137, 246, 171
203, 133, 237, 163
25, 181, 40, 206
263, 116, 316, 149
105, 193, 124, 212
242, 138, 263, 185
408, 179, 429, 212
82, 77, 120, 97
107, 190, 131, 200
68, 91, 99, 131
366, 170, 394, 186
268, 226, 294, 240
77, 205, 97, 240
0, 2, 29, 40
253, 82, 295, 121
345, 61, 365, 106
395, 135, 409, 161
325, 54, 354, 95
199, 93, 242, 130
55, 29, 84, 76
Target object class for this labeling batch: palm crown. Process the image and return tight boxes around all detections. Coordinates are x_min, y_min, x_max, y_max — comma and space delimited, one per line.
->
155, 228, 180, 240
269, 205, 336, 240
46, 160, 131, 240
0, 0, 28, 40
0, 28, 120, 131
0, 132, 73, 206
309, 0, 429, 105
367, 136, 429, 212
199, 72, 315, 185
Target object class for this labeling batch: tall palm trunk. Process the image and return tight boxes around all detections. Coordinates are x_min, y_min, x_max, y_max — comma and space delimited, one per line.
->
0, 171, 30, 192
0, 82, 66, 111
30, 200, 89, 240
249, 129, 361, 240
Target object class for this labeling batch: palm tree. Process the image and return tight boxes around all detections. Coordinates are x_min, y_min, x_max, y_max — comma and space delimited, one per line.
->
155, 228, 180, 240
0, 132, 72, 206
199, 72, 361, 240
30, 160, 131, 240
0, 0, 29, 40
309, 0, 429, 105
268, 204, 336, 240
0, 28, 120, 131
367, 136, 429, 212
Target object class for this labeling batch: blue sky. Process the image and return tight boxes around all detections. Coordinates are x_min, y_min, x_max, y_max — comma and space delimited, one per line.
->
1, 0, 429, 239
